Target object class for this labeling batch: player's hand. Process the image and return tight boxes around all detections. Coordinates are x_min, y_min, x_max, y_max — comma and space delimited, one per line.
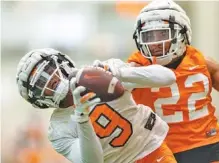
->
93, 60, 111, 71
70, 78, 101, 123
93, 59, 126, 80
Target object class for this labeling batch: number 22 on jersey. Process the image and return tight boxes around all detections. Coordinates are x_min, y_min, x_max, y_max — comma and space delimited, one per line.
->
151, 73, 210, 123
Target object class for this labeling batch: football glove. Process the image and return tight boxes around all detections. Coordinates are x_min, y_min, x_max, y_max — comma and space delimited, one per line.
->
70, 78, 101, 123
92, 59, 129, 80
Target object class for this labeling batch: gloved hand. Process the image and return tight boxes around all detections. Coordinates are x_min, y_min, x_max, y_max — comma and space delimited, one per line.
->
92, 60, 110, 71
92, 59, 129, 80
70, 78, 101, 123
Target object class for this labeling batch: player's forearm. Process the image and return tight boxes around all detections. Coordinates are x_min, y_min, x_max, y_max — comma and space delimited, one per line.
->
48, 120, 103, 163
48, 123, 83, 163
65, 119, 104, 163
119, 64, 176, 88
77, 120, 104, 163
53, 120, 103, 163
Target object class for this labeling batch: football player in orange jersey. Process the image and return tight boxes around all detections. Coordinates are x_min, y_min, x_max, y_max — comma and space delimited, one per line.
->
126, 0, 219, 162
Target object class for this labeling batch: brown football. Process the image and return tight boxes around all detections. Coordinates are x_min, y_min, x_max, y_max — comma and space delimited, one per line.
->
76, 66, 124, 102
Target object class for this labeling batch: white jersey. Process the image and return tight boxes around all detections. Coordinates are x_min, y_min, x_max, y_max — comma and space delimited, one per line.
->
48, 60, 175, 163
48, 91, 169, 163
91, 91, 169, 163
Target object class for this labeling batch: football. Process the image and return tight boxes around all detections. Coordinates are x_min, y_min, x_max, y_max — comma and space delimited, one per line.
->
76, 66, 124, 102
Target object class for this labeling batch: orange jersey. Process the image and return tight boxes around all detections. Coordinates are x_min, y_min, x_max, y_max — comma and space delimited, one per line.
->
128, 46, 219, 153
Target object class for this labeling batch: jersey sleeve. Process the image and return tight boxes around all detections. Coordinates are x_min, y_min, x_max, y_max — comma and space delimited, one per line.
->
48, 110, 103, 163
120, 64, 176, 90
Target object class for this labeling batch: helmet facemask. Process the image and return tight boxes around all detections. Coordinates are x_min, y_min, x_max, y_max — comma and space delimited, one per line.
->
133, 0, 192, 66
28, 55, 72, 108
136, 21, 186, 65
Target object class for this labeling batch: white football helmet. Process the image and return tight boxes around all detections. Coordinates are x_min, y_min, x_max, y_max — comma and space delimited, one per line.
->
133, 0, 192, 65
16, 48, 76, 108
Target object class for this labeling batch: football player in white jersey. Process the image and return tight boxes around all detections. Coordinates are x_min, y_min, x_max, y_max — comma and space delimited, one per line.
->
16, 48, 177, 163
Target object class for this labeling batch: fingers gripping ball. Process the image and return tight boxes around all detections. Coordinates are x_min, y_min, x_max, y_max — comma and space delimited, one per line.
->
73, 86, 100, 114
70, 84, 101, 123
76, 67, 124, 102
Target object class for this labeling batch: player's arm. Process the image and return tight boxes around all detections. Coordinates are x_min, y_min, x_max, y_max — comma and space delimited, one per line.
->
119, 64, 176, 88
48, 117, 103, 163
205, 56, 219, 91
93, 59, 176, 89
76, 121, 103, 163
129, 62, 142, 67
48, 80, 103, 163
